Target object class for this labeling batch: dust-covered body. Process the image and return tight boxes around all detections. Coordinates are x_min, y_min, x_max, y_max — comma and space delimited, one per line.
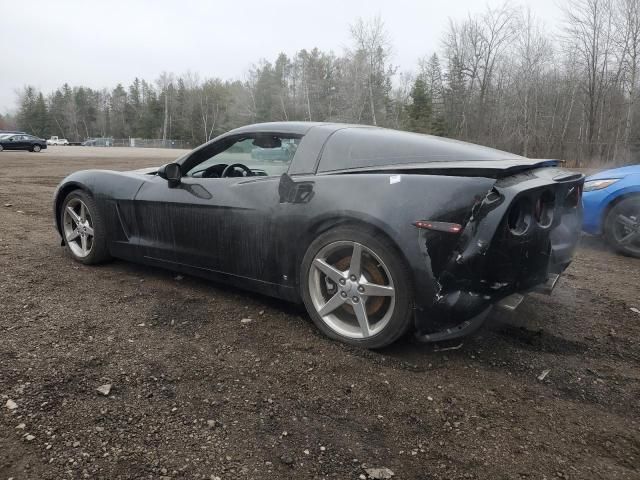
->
54, 122, 583, 347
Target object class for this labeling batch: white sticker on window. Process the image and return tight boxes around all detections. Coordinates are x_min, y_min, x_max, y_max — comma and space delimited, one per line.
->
390, 175, 401, 184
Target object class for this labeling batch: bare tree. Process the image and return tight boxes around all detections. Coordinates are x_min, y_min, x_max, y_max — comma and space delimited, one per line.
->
156, 72, 175, 143
513, 8, 552, 156
614, 0, 640, 146
349, 16, 392, 126
562, 0, 614, 161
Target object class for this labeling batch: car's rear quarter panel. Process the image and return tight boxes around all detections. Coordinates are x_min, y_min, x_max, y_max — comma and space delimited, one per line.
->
284, 167, 582, 333
280, 172, 497, 311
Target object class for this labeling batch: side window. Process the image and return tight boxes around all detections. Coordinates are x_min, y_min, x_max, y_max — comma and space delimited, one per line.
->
186, 136, 300, 178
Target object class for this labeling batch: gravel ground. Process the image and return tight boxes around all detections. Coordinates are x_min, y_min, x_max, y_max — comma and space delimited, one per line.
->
1, 147, 639, 480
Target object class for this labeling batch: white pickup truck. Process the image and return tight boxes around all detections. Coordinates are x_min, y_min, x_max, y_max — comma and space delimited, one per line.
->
46, 136, 69, 146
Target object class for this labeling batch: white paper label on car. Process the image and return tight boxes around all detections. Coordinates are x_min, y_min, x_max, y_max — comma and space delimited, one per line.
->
389, 175, 401, 184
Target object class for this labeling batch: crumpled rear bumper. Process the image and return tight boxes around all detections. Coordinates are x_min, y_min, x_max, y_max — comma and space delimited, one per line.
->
413, 168, 583, 341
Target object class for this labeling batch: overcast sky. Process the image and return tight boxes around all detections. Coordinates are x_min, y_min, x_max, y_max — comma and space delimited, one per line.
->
0, 0, 562, 114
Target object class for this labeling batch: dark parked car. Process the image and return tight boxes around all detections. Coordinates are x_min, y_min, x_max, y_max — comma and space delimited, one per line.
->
53, 122, 584, 348
0, 133, 47, 152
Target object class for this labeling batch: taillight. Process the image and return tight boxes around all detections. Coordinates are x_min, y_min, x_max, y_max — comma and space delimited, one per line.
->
413, 220, 462, 233
564, 184, 582, 208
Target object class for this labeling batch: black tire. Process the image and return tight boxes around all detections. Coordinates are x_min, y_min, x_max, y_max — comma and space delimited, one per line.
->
300, 226, 414, 348
33, 145, 41, 152
0, 145, 3, 152
60, 189, 111, 264
604, 195, 640, 258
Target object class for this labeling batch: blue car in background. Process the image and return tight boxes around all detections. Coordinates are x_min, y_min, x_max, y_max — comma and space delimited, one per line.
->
582, 164, 640, 258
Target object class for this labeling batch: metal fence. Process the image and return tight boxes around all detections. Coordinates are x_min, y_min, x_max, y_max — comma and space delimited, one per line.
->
83, 138, 191, 149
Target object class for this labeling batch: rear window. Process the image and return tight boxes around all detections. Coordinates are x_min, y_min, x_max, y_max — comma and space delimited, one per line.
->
318, 127, 523, 172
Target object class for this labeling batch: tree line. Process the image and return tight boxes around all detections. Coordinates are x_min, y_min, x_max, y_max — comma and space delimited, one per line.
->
5, 0, 640, 166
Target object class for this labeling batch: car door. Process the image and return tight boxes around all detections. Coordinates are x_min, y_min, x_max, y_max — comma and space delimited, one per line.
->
132, 135, 299, 287
4, 135, 20, 150
17, 135, 30, 150
24, 135, 38, 149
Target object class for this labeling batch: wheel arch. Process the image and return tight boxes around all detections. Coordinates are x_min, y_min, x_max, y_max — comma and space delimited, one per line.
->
54, 182, 94, 241
295, 214, 414, 290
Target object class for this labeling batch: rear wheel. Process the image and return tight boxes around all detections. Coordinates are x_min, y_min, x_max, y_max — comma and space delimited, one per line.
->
61, 190, 111, 264
33, 144, 41, 152
301, 227, 413, 348
604, 196, 640, 258
0, 145, 3, 152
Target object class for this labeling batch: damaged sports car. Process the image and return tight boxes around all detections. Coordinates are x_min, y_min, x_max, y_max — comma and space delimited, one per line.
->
53, 122, 584, 348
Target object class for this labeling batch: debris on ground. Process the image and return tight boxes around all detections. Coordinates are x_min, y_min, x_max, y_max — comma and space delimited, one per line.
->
4, 203, 12, 207
365, 466, 395, 479
434, 342, 464, 352
207, 420, 223, 429
5, 399, 18, 410
241, 318, 253, 324
96, 384, 112, 396
537, 369, 551, 381
631, 307, 640, 315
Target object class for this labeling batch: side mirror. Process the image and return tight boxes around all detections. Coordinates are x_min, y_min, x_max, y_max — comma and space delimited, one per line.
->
158, 162, 182, 188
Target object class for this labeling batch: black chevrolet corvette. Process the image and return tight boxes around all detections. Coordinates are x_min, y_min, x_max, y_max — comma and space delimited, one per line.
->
53, 122, 584, 348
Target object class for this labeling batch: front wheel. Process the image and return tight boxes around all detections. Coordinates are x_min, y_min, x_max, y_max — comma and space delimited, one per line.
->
60, 190, 111, 264
301, 227, 414, 348
604, 196, 640, 258
32, 145, 41, 152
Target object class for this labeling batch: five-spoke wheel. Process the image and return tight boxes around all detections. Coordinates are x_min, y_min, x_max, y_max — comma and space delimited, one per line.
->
60, 190, 111, 264
63, 198, 95, 258
309, 241, 396, 339
301, 227, 412, 348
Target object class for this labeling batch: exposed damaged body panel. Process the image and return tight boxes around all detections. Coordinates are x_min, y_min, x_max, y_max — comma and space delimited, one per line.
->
53, 122, 584, 346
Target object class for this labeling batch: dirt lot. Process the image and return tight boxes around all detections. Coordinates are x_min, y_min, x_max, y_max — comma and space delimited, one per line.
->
1, 147, 639, 480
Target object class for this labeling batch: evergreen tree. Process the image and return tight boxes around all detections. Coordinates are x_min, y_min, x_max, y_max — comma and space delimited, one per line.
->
407, 78, 432, 134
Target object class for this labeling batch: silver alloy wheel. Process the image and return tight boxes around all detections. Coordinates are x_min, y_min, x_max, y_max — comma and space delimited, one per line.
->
33, 145, 41, 152
63, 198, 95, 258
308, 241, 396, 339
